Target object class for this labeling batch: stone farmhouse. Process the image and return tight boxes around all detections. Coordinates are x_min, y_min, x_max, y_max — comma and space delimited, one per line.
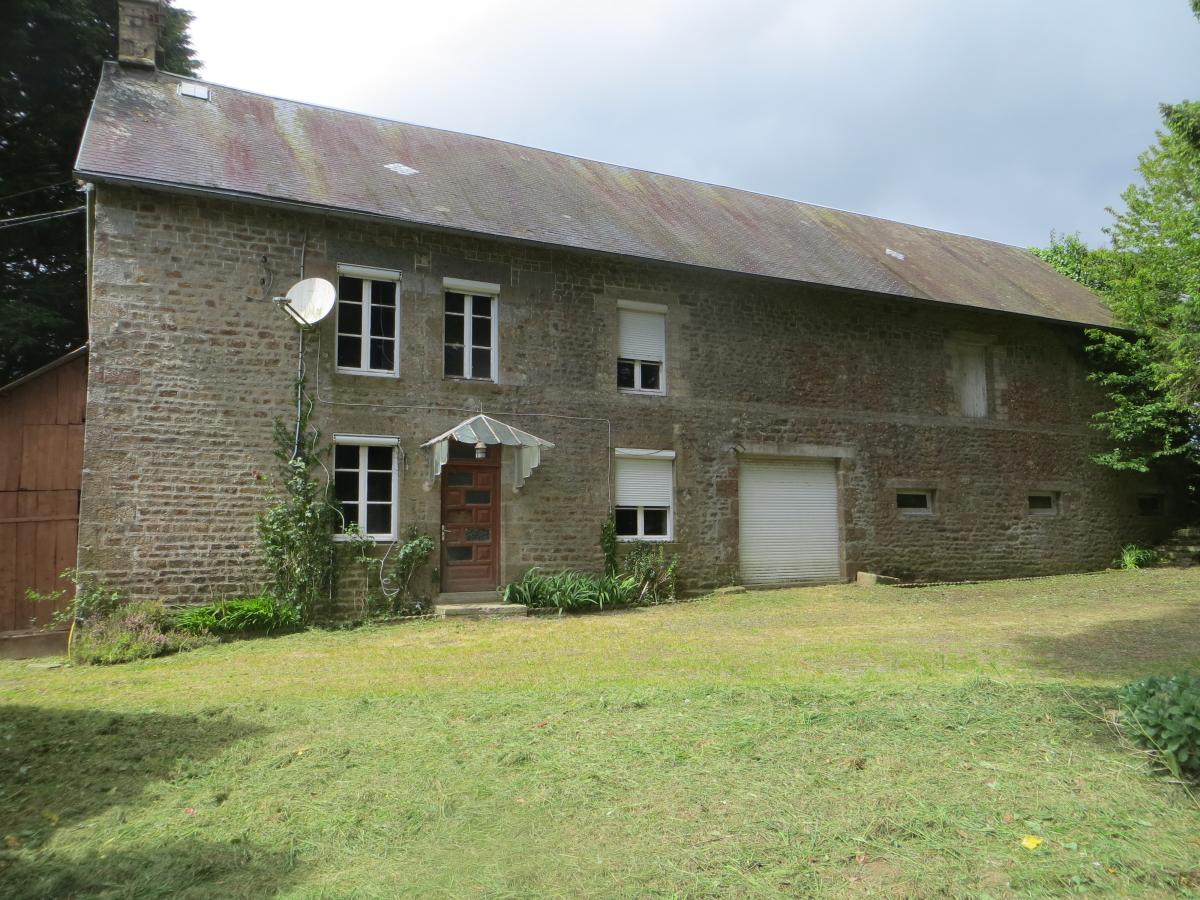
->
67, 4, 1172, 605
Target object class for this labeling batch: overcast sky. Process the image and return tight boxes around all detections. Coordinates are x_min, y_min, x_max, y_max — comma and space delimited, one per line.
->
180, 0, 1198, 248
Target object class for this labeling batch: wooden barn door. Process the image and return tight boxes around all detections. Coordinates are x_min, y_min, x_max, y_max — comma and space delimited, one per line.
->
0, 354, 86, 632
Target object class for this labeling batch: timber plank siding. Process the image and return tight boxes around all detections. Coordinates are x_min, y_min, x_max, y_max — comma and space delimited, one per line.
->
0, 351, 86, 631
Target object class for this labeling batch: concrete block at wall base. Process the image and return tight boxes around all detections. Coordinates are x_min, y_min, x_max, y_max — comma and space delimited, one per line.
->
0, 629, 69, 659
856, 572, 901, 587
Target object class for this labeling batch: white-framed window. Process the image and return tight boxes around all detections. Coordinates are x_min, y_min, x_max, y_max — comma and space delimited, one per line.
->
1027, 492, 1060, 517
336, 264, 401, 376
896, 490, 934, 516
332, 435, 399, 540
614, 448, 674, 540
444, 278, 499, 381
617, 300, 666, 394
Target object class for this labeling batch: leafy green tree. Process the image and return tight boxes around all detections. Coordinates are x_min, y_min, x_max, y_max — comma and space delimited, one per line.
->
0, 1, 197, 384
1033, 100, 1200, 482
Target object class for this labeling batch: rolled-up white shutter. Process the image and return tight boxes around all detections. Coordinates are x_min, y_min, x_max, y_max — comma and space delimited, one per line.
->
619, 309, 665, 362
739, 459, 840, 584
616, 457, 673, 506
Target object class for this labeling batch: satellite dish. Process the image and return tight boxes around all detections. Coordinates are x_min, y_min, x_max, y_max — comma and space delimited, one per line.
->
281, 278, 336, 327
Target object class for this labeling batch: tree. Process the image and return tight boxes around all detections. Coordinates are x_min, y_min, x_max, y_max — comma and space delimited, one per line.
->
1033, 100, 1200, 483
0, 1, 197, 384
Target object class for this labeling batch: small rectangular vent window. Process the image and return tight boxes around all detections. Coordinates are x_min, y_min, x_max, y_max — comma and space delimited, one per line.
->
896, 491, 933, 515
1138, 494, 1165, 516
1028, 493, 1059, 516
178, 82, 210, 101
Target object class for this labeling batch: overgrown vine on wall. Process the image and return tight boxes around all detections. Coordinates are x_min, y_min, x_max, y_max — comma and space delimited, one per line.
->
257, 382, 341, 623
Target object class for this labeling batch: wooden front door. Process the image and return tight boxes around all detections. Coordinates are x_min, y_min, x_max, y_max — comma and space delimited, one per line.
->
440, 442, 500, 593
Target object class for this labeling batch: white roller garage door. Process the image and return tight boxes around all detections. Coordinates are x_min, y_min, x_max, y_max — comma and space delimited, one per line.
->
739, 458, 841, 584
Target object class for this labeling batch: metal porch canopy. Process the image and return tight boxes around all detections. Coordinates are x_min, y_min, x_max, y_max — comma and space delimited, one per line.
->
421, 414, 555, 490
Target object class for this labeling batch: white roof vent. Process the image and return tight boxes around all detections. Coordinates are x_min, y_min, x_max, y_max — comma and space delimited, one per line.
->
178, 82, 210, 101
885, 247, 906, 261
385, 162, 419, 176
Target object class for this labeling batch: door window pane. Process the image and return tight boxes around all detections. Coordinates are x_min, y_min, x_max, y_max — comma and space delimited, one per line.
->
465, 527, 491, 541
447, 471, 473, 486
465, 490, 491, 504
447, 546, 472, 561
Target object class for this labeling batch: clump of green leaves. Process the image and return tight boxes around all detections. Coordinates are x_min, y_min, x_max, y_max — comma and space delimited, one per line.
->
1119, 673, 1200, 780
501, 568, 639, 612
600, 512, 618, 576
621, 542, 679, 604
174, 596, 301, 636
380, 528, 436, 616
1118, 544, 1157, 570
26, 567, 123, 630
1033, 99, 1200, 493
71, 600, 215, 666
257, 389, 340, 623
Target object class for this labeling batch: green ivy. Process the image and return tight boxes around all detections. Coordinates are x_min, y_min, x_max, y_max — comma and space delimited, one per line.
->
257, 384, 340, 623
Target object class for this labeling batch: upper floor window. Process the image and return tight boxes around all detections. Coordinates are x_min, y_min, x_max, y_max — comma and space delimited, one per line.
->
614, 449, 674, 540
336, 265, 401, 376
950, 340, 990, 418
444, 278, 499, 381
332, 435, 399, 541
617, 301, 666, 394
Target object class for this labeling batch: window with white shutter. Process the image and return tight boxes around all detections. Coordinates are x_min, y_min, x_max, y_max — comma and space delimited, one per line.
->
614, 449, 674, 540
617, 301, 666, 394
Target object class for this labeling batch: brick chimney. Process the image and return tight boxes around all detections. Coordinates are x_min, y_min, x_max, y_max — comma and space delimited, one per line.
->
117, 0, 161, 68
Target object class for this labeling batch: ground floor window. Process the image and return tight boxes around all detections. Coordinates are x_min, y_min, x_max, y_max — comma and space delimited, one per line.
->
614, 449, 674, 541
333, 435, 399, 540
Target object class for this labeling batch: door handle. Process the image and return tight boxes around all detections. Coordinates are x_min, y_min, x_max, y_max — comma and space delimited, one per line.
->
441, 524, 448, 542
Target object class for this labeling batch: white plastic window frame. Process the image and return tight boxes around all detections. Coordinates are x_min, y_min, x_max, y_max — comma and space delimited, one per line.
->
617, 300, 667, 396
335, 264, 402, 377
331, 434, 400, 541
614, 448, 675, 542
443, 278, 500, 382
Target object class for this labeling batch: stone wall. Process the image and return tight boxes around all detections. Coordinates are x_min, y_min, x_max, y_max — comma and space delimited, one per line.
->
78, 185, 1173, 604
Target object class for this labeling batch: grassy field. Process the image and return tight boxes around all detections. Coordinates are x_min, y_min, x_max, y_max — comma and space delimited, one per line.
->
2, 569, 1199, 898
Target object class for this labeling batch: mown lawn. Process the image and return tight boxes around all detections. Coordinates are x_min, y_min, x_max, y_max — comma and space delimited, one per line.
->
2, 569, 1199, 898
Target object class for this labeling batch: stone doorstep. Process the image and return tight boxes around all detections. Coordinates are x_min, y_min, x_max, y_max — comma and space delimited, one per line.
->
434, 603, 527, 619
436, 591, 502, 605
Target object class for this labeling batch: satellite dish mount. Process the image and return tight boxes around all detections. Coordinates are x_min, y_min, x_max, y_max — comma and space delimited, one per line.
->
276, 277, 336, 328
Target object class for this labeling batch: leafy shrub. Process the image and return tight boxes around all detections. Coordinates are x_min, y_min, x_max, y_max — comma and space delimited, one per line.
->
174, 596, 301, 636
600, 512, 618, 577
1119, 673, 1200, 780
71, 600, 215, 666
26, 568, 124, 629
379, 528, 436, 616
621, 542, 679, 604
258, 400, 340, 623
502, 568, 639, 612
1118, 544, 1156, 570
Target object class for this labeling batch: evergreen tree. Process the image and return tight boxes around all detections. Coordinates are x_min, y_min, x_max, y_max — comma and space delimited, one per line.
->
0, 1, 198, 383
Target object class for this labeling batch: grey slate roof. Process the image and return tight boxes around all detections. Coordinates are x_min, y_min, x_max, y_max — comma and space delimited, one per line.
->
75, 64, 1112, 328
